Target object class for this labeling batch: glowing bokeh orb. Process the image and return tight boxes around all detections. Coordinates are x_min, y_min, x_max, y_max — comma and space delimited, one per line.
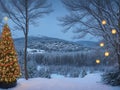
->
4, 16, 8, 21
111, 29, 117, 34
96, 59, 100, 64
104, 52, 110, 57
100, 42, 104, 47
102, 20, 106, 25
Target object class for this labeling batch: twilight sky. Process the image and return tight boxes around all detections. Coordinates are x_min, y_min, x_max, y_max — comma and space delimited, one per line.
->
5, 0, 100, 41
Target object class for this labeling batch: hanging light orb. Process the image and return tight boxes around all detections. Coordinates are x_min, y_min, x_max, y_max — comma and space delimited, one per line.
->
111, 29, 117, 34
100, 42, 104, 47
104, 51, 110, 57
96, 59, 100, 64
102, 20, 106, 25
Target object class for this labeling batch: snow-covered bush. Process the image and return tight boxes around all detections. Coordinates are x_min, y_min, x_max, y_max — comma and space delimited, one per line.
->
81, 69, 87, 78
27, 55, 38, 78
102, 70, 120, 86
38, 68, 51, 78
70, 71, 80, 78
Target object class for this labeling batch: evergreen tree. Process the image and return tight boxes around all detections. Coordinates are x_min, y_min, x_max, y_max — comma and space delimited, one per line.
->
0, 24, 20, 89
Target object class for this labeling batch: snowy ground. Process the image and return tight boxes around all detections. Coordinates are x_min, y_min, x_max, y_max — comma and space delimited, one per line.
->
4, 73, 120, 90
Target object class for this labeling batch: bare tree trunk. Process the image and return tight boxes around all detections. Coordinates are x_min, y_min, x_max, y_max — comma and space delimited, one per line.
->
117, 54, 120, 70
24, 0, 28, 80
24, 35, 28, 80
0, 0, 52, 80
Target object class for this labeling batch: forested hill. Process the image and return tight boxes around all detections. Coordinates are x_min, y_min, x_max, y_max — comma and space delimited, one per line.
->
14, 36, 98, 52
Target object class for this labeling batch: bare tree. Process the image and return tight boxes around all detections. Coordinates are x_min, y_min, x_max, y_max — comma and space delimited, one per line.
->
0, 5, 4, 30
60, 0, 120, 70
0, 0, 52, 80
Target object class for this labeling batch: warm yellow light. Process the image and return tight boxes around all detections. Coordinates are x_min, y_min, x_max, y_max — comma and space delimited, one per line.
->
100, 42, 104, 47
102, 20, 106, 25
104, 51, 110, 57
112, 29, 117, 34
4, 16, 8, 21
96, 59, 100, 64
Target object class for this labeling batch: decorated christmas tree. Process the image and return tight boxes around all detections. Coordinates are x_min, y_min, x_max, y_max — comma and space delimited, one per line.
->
0, 24, 21, 89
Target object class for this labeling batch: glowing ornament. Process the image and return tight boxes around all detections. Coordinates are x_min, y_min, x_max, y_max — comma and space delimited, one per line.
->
102, 20, 106, 25
96, 59, 100, 64
111, 29, 117, 34
100, 42, 104, 47
104, 51, 110, 57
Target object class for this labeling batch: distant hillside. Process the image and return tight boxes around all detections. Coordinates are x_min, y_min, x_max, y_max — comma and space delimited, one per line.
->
76, 41, 99, 48
14, 36, 96, 52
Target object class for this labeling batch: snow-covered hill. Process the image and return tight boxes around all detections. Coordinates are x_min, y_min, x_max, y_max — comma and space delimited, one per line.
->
8, 73, 120, 90
14, 36, 96, 52
76, 41, 99, 48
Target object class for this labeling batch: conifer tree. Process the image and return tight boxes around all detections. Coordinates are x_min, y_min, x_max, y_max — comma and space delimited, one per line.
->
0, 24, 20, 89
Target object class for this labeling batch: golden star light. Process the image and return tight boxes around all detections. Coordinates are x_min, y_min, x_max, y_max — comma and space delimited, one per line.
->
111, 29, 117, 34
100, 42, 104, 47
4, 16, 8, 21
104, 51, 110, 57
96, 59, 100, 64
102, 20, 106, 25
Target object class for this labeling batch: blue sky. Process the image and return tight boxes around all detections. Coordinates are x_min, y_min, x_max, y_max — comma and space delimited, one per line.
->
4, 0, 100, 42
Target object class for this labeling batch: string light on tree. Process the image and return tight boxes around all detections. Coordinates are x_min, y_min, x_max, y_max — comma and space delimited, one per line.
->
96, 59, 100, 64
102, 20, 107, 25
104, 51, 110, 57
100, 42, 104, 47
111, 29, 117, 34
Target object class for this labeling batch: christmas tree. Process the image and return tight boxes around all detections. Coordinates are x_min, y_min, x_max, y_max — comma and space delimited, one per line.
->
0, 24, 21, 89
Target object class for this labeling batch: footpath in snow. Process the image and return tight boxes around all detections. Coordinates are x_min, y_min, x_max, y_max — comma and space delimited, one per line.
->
4, 73, 120, 90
